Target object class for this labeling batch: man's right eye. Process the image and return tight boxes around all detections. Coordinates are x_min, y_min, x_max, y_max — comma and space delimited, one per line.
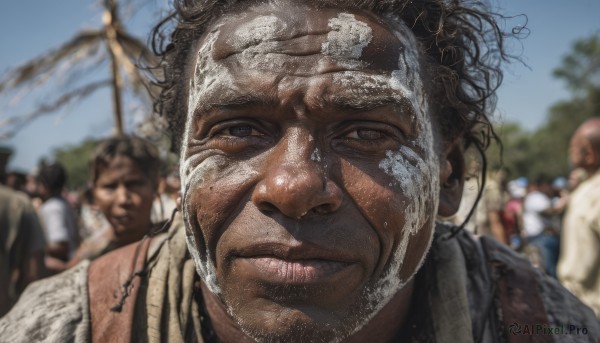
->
228, 125, 252, 137
345, 128, 384, 140
218, 124, 264, 138
100, 183, 118, 190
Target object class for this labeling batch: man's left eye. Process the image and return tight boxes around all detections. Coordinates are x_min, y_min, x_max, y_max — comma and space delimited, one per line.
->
222, 125, 263, 137
346, 128, 383, 140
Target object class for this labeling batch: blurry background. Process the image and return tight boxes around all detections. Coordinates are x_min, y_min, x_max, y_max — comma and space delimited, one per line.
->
1, 0, 599, 188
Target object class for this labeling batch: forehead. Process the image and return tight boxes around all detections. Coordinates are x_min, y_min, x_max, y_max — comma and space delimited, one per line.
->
209, 5, 410, 73
185, 4, 428, 116
188, 4, 425, 83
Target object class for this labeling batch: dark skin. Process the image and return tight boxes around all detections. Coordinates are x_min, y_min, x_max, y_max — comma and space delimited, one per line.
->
570, 118, 600, 176
93, 156, 157, 246
46, 156, 158, 272
181, 4, 463, 342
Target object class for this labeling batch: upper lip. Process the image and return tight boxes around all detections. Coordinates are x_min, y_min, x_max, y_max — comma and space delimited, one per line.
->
111, 213, 133, 222
234, 241, 356, 263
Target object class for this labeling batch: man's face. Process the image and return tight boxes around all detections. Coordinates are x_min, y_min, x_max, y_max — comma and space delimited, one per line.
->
569, 130, 592, 170
180, 4, 446, 341
93, 156, 156, 244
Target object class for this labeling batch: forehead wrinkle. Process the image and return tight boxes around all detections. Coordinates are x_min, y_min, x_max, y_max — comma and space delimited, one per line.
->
328, 93, 415, 113
194, 93, 279, 114
217, 31, 331, 61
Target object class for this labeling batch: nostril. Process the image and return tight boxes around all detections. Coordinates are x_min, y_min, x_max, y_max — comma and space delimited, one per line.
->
257, 201, 278, 214
312, 205, 331, 215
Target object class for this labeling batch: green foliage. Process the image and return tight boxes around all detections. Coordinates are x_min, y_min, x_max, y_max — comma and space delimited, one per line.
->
486, 122, 531, 179
492, 32, 600, 181
553, 33, 600, 95
52, 138, 98, 190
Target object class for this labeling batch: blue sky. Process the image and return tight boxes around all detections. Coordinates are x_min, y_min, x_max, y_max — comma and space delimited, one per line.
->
1, 0, 600, 173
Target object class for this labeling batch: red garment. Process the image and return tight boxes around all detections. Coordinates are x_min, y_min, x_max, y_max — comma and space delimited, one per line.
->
502, 198, 523, 237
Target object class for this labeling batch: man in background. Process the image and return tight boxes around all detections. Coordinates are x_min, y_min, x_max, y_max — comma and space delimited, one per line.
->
0, 146, 46, 316
523, 174, 560, 277
473, 168, 509, 244
37, 162, 79, 272
558, 117, 600, 317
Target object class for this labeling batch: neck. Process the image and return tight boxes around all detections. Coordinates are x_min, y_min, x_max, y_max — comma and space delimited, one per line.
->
110, 223, 151, 247
200, 279, 415, 343
584, 166, 600, 177
345, 279, 415, 343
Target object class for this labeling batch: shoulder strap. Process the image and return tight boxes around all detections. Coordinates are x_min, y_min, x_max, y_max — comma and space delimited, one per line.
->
480, 236, 552, 342
88, 237, 152, 343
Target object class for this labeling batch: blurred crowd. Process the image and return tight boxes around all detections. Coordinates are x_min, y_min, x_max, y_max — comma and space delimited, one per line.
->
451, 118, 600, 317
457, 168, 582, 277
0, 135, 179, 317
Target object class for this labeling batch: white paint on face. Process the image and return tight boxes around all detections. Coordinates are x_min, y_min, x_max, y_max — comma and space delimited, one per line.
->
311, 148, 322, 162
233, 15, 286, 48
181, 27, 248, 295
322, 13, 373, 65
182, 153, 261, 296
227, 14, 293, 71
187, 29, 238, 120
340, 20, 440, 336
180, 155, 227, 294
181, 10, 439, 338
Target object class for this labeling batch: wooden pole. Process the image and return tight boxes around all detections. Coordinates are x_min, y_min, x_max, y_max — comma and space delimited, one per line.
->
103, 0, 124, 135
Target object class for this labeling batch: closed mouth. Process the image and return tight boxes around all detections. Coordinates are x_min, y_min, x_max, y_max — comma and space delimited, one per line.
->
233, 242, 357, 284
240, 256, 352, 284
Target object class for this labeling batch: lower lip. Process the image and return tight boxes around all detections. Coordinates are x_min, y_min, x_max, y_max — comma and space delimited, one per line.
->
112, 215, 132, 224
240, 257, 352, 284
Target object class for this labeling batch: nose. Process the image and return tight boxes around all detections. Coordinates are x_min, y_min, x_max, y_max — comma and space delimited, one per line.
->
251, 137, 342, 219
115, 185, 132, 206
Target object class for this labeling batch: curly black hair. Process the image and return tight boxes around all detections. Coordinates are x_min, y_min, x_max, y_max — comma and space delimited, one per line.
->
90, 135, 161, 186
150, 0, 511, 154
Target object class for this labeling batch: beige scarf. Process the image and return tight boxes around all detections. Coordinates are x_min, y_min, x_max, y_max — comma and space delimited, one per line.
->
141, 215, 204, 342
138, 218, 476, 342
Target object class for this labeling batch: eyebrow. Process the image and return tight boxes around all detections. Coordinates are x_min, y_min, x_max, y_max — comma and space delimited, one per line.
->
193, 92, 416, 118
328, 94, 416, 114
193, 93, 279, 117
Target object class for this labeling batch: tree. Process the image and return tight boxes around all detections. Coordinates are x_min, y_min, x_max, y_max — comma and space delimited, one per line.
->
486, 122, 531, 179
53, 139, 99, 190
527, 32, 600, 178
0, 0, 158, 139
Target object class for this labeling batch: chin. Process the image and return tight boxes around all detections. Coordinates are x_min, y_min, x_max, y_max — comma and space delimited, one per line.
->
232, 308, 351, 343
220, 283, 385, 343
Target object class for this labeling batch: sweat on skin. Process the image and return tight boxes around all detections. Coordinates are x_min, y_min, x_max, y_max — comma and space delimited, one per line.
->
179, 4, 445, 342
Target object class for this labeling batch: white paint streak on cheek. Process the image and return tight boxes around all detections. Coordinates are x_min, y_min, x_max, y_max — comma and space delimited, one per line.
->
181, 26, 262, 289
310, 148, 322, 162
322, 13, 372, 66
181, 155, 260, 295
345, 19, 442, 337
180, 156, 226, 294
379, 147, 437, 236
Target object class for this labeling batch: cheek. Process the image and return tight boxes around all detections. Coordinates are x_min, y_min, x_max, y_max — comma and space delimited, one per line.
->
182, 157, 260, 251
181, 157, 261, 294
135, 188, 156, 210
93, 190, 113, 214
339, 152, 438, 278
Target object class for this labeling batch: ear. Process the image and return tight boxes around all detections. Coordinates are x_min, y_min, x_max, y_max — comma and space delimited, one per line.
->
437, 140, 465, 217
583, 140, 599, 166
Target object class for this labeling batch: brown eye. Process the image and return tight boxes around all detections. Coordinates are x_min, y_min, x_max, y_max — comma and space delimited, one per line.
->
228, 125, 253, 137
347, 129, 383, 140
219, 124, 264, 138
